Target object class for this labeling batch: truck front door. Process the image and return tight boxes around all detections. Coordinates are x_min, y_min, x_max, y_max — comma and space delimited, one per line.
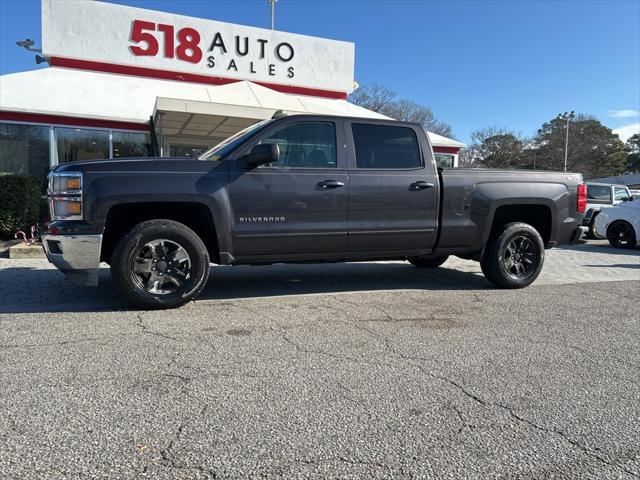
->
227, 119, 348, 257
345, 121, 439, 253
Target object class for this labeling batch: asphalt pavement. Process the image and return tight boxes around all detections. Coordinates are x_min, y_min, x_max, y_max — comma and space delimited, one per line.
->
0, 242, 639, 479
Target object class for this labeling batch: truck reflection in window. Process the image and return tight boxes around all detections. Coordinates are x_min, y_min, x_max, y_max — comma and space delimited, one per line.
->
352, 123, 422, 169
258, 121, 336, 168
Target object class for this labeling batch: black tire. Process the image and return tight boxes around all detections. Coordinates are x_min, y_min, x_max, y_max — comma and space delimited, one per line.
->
408, 255, 449, 268
606, 220, 637, 249
110, 219, 210, 309
480, 222, 545, 289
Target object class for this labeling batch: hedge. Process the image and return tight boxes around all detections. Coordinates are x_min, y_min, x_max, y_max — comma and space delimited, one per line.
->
0, 174, 44, 239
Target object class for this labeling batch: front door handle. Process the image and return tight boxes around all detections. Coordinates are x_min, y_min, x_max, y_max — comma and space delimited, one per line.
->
410, 181, 435, 191
318, 180, 345, 189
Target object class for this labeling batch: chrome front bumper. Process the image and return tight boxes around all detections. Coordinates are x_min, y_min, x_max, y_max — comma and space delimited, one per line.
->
42, 234, 102, 286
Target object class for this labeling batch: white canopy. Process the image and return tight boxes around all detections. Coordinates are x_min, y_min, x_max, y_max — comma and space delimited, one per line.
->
0, 67, 464, 148
154, 80, 389, 141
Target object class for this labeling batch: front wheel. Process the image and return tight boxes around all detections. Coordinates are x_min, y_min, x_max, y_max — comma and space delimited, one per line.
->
111, 219, 210, 309
480, 222, 545, 289
606, 220, 636, 249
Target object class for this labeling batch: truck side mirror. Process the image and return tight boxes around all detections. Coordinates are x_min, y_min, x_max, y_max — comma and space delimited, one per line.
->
239, 144, 280, 169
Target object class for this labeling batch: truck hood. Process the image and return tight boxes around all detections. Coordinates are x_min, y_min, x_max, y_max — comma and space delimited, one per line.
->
51, 157, 212, 174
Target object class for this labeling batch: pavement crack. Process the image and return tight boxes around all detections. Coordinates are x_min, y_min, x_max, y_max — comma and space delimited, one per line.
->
446, 403, 468, 435
280, 332, 342, 361
472, 292, 484, 304
0, 338, 99, 349
160, 424, 185, 468
161, 373, 191, 382
494, 402, 640, 479
388, 339, 639, 478
136, 313, 178, 341
333, 379, 367, 408
337, 456, 390, 471
1, 415, 18, 439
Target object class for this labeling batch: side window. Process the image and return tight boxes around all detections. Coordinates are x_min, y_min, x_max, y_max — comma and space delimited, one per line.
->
586, 185, 612, 204
352, 123, 422, 169
257, 121, 336, 168
614, 187, 630, 201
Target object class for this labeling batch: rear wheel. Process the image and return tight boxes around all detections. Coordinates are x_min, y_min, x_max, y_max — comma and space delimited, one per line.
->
480, 222, 544, 289
111, 219, 210, 309
606, 220, 636, 249
408, 255, 449, 268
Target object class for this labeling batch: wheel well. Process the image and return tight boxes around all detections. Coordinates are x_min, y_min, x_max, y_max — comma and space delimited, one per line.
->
101, 202, 219, 264
491, 205, 552, 246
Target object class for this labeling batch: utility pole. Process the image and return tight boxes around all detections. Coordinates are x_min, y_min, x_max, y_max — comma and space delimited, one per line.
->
557, 111, 575, 172
269, 0, 277, 30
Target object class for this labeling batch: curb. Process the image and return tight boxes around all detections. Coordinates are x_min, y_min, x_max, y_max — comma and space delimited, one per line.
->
8, 243, 47, 260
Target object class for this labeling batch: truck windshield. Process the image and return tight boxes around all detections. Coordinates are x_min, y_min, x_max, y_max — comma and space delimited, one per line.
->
198, 119, 272, 161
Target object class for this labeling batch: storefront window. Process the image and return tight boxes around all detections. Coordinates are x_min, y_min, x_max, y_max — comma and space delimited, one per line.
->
0, 123, 50, 181
55, 127, 109, 163
434, 153, 454, 169
170, 145, 209, 158
112, 131, 153, 158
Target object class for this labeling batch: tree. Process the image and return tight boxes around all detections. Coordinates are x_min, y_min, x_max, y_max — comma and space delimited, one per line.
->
458, 144, 480, 168
533, 114, 626, 179
459, 127, 525, 168
349, 84, 453, 137
625, 133, 640, 172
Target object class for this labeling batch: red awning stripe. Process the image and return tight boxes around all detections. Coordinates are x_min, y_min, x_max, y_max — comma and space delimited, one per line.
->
0, 110, 149, 131
49, 57, 349, 100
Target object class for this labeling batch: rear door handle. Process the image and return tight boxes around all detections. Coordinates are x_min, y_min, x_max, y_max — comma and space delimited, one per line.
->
318, 180, 345, 189
410, 181, 435, 191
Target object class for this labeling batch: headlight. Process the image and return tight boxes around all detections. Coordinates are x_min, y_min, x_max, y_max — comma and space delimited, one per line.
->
48, 172, 83, 220
49, 172, 83, 194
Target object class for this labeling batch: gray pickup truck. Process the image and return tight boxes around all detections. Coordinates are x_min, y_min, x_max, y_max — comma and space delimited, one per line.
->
43, 114, 587, 309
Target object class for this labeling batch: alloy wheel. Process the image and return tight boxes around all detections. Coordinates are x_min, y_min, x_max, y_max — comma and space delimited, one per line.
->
130, 239, 192, 295
503, 235, 539, 280
607, 221, 635, 248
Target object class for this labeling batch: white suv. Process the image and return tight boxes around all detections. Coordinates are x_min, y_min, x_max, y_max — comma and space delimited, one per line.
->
582, 183, 633, 238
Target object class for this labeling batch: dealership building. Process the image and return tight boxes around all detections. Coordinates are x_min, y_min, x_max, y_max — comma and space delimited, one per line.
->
0, 0, 464, 184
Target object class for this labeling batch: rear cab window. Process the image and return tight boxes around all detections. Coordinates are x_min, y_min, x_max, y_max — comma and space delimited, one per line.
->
586, 185, 612, 204
351, 123, 422, 169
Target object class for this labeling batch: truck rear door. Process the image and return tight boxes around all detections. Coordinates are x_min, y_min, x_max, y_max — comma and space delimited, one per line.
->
345, 121, 439, 253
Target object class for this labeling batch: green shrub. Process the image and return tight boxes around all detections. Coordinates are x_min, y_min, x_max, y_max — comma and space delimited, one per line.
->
0, 174, 44, 239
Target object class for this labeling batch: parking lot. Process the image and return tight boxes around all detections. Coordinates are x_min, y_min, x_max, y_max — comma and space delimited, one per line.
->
1, 241, 639, 479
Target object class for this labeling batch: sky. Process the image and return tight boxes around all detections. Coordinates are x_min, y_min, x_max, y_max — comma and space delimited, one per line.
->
1, 0, 639, 144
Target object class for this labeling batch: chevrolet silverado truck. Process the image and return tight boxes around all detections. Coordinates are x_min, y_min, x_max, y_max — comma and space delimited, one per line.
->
43, 114, 588, 309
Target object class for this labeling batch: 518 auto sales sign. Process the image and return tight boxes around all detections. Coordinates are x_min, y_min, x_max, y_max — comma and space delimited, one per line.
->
42, 0, 355, 98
